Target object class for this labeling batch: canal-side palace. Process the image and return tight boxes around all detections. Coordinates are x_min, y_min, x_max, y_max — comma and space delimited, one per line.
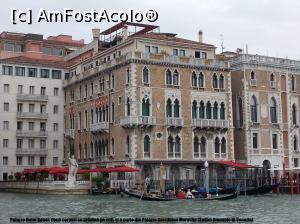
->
0, 22, 300, 181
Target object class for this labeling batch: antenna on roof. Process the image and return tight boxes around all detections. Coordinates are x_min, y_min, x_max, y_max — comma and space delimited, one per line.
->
220, 34, 225, 53
246, 44, 248, 54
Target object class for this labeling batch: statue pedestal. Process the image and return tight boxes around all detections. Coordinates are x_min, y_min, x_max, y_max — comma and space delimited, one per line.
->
65, 174, 77, 189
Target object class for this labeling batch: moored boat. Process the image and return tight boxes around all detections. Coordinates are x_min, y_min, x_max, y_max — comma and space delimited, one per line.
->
121, 188, 176, 201
239, 184, 278, 195
195, 192, 238, 201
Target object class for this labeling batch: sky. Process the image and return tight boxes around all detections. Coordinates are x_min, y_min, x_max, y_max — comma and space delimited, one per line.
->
1, 0, 300, 59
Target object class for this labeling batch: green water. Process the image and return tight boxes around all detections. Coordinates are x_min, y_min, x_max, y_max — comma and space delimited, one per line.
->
0, 193, 299, 224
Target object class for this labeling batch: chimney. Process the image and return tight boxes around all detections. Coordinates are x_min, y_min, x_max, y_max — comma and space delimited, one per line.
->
122, 24, 128, 41
236, 48, 243, 54
92, 28, 100, 54
198, 30, 203, 43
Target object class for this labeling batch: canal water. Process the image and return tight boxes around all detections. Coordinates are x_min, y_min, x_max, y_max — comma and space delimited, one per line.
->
0, 192, 299, 224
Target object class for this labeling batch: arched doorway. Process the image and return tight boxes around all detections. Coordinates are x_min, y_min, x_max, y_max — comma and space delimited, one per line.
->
262, 160, 271, 185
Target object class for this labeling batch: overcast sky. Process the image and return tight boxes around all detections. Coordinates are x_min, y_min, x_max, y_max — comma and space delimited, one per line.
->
1, 0, 300, 59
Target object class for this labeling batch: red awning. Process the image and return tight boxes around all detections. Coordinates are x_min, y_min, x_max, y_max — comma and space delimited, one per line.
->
22, 167, 49, 174
89, 167, 111, 173
77, 168, 90, 174
109, 166, 139, 173
216, 160, 257, 169
22, 168, 37, 174
48, 166, 68, 174
48, 166, 89, 174
21, 166, 89, 174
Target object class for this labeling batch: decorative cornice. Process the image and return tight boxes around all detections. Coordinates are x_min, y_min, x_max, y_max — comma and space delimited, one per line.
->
63, 58, 229, 89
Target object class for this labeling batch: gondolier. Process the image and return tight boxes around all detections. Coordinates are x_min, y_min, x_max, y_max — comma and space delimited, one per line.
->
145, 176, 151, 193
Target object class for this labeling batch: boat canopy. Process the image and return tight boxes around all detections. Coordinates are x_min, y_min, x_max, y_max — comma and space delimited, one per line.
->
215, 160, 257, 169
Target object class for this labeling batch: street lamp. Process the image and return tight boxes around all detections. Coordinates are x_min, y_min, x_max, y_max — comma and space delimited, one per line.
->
204, 161, 209, 169
204, 161, 209, 195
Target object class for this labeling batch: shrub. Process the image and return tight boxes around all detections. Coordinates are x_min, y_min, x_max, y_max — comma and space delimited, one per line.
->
82, 173, 90, 181
14, 172, 22, 181
92, 175, 105, 187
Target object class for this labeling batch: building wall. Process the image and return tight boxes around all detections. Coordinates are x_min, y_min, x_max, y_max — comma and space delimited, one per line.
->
0, 63, 64, 180
230, 54, 300, 169
63, 37, 233, 180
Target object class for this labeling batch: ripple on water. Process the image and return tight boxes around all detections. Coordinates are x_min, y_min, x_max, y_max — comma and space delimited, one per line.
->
1, 193, 300, 224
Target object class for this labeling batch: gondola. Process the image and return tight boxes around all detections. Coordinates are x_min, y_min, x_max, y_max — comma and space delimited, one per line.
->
258, 184, 278, 194
239, 184, 278, 195
121, 188, 176, 201
195, 192, 238, 201
90, 186, 114, 195
197, 186, 236, 195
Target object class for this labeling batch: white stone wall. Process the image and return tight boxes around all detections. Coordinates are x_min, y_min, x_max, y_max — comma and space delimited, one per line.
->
0, 63, 64, 180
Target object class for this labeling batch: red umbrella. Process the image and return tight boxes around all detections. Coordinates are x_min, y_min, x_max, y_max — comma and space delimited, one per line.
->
22, 168, 36, 174
37, 167, 49, 172
216, 160, 257, 169
109, 166, 139, 172
22, 167, 49, 174
48, 166, 68, 174
89, 167, 111, 173
48, 166, 90, 174
77, 168, 90, 174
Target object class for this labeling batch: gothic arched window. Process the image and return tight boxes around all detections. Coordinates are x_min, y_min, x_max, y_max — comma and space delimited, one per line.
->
250, 96, 258, 122
142, 98, 150, 116
270, 97, 277, 123
144, 135, 150, 158
166, 99, 172, 117
166, 69, 172, 85
192, 100, 197, 118
143, 67, 149, 84
206, 101, 212, 119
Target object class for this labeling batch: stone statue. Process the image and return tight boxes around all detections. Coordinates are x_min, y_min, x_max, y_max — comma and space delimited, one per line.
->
65, 155, 78, 188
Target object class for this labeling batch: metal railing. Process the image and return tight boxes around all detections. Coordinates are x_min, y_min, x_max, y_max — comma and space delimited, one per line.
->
16, 112, 48, 119
16, 148, 48, 155
16, 94, 48, 101
16, 130, 48, 138
110, 180, 135, 189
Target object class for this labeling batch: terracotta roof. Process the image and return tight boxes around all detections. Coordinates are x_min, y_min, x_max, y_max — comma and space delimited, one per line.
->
134, 33, 215, 48
0, 32, 85, 48
43, 39, 85, 48
0, 56, 66, 68
0, 35, 24, 41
